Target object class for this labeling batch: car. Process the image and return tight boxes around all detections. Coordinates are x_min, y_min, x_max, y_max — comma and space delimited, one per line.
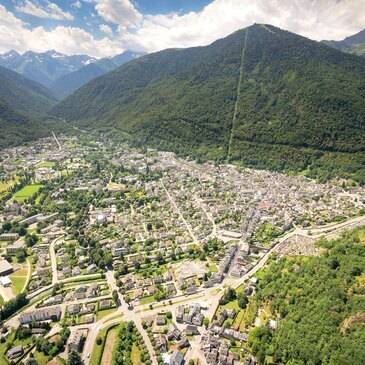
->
87, 353, 90, 358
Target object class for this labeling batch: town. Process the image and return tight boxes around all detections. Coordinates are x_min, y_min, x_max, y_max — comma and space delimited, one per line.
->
0, 133, 363, 365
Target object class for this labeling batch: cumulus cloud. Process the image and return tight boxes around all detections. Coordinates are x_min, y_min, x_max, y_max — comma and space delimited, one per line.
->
0, 5, 121, 57
1, 0, 364, 56
96, 0, 142, 27
99, 23, 113, 37
16, 0, 74, 21
111, 0, 365, 52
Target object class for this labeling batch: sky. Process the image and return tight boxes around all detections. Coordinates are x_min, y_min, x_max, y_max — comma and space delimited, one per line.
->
0, 0, 364, 57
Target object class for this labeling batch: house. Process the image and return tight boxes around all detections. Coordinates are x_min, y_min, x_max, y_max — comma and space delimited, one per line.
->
68, 330, 84, 351
155, 334, 167, 351
87, 263, 98, 273
99, 300, 111, 309
7, 346, 23, 359
67, 304, 80, 315
186, 286, 197, 295
186, 325, 198, 336
0, 276, 12, 287
148, 285, 158, 295
170, 350, 184, 365
0, 260, 14, 276
176, 306, 184, 323
156, 315, 166, 326
134, 289, 143, 299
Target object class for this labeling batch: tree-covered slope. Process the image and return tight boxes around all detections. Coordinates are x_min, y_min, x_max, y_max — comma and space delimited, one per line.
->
52, 24, 365, 182
0, 101, 49, 148
323, 29, 365, 57
248, 228, 365, 365
0, 65, 57, 116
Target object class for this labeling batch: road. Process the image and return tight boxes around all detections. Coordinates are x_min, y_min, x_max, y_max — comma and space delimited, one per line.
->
50, 236, 64, 285
8, 214, 365, 364
161, 181, 198, 244
52, 132, 62, 150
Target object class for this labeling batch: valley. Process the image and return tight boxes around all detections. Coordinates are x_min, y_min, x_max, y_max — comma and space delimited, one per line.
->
0, 133, 363, 365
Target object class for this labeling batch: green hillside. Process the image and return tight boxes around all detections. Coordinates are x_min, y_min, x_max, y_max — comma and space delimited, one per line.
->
52, 24, 365, 183
0, 65, 57, 116
0, 101, 49, 148
323, 29, 365, 57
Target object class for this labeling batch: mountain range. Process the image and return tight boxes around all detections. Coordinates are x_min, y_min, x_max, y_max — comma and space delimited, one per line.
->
322, 29, 365, 57
0, 24, 364, 183
0, 50, 145, 97
52, 24, 365, 183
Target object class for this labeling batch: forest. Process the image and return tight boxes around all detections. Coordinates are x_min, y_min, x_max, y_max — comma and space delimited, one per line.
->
247, 228, 365, 365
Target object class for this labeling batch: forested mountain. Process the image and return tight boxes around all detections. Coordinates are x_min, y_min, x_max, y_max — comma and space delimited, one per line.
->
323, 29, 365, 57
50, 51, 145, 98
0, 50, 96, 87
0, 101, 48, 148
0, 65, 57, 116
52, 24, 365, 183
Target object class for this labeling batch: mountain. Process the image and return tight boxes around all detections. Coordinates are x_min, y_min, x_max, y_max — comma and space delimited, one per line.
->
0, 101, 48, 149
0, 50, 96, 87
322, 29, 365, 57
52, 24, 365, 183
50, 51, 145, 98
0, 65, 57, 116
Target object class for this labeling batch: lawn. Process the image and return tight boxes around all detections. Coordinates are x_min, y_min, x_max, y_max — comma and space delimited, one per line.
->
140, 295, 155, 305
131, 343, 141, 364
36, 161, 56, 168
90, 323, 121, 365
96, 308, 117, 321
9, 275, 27, 295
0, 295, 4, 306
13, 185, 43, 202
33, 350, 50, 365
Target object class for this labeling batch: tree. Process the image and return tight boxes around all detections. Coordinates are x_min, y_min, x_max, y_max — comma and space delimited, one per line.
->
112, 290, 119, 304
96, 337, 103, 345
67, 350, 82, 365
203, 317, 210, 328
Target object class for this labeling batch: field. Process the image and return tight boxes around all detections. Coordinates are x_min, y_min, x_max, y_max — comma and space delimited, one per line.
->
13, 185, 43, 202
96, 308, 117, 321
36, 161, 56, 168
90, 323, 121, 365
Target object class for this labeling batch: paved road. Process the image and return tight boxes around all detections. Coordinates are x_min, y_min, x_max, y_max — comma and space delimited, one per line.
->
50, 236, 64, 285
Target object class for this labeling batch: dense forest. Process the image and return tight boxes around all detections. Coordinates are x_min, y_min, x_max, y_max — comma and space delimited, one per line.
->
248, 228, 365, 365
52, 24, 365, 183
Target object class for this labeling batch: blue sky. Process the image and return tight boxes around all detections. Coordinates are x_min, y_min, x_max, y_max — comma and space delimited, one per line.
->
0, 0, 364, 57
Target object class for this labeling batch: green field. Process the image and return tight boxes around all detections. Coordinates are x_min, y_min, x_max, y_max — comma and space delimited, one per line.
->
96, 308, 117, 321
9, 275, 27, 295
140, 295, 155, 305
13, 185, 43, 202
36, 161, 56, 168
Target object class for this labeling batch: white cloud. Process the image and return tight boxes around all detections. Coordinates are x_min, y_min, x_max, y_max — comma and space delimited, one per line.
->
1, 0, 365, 57
108, 0, 365, 53
72, 1, 82, 9
0, 5, 121, 57
16, 0, 74, 21
96, 0, 142, 27
99, 24, 113, 37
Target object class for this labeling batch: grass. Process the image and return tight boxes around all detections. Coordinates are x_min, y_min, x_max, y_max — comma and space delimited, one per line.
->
0, 295, 4, 306
131, 343, 141, 364
36, 161, 56, 168
33, 350, 50, 365
96, 308, 117, 321
90, 323, 121, 365
9, 276, 27, 295
13, 185, 43, 202
140, 295, 155, 305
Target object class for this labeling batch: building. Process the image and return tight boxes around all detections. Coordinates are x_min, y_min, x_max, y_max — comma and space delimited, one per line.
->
0, 260, 13, 276
0, 233, 19, 241
170, 350, 184, 365
0, 276, 12, 287
7, 346, 24, 359
68, 330, 84, 351
19, 307, 61, 324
